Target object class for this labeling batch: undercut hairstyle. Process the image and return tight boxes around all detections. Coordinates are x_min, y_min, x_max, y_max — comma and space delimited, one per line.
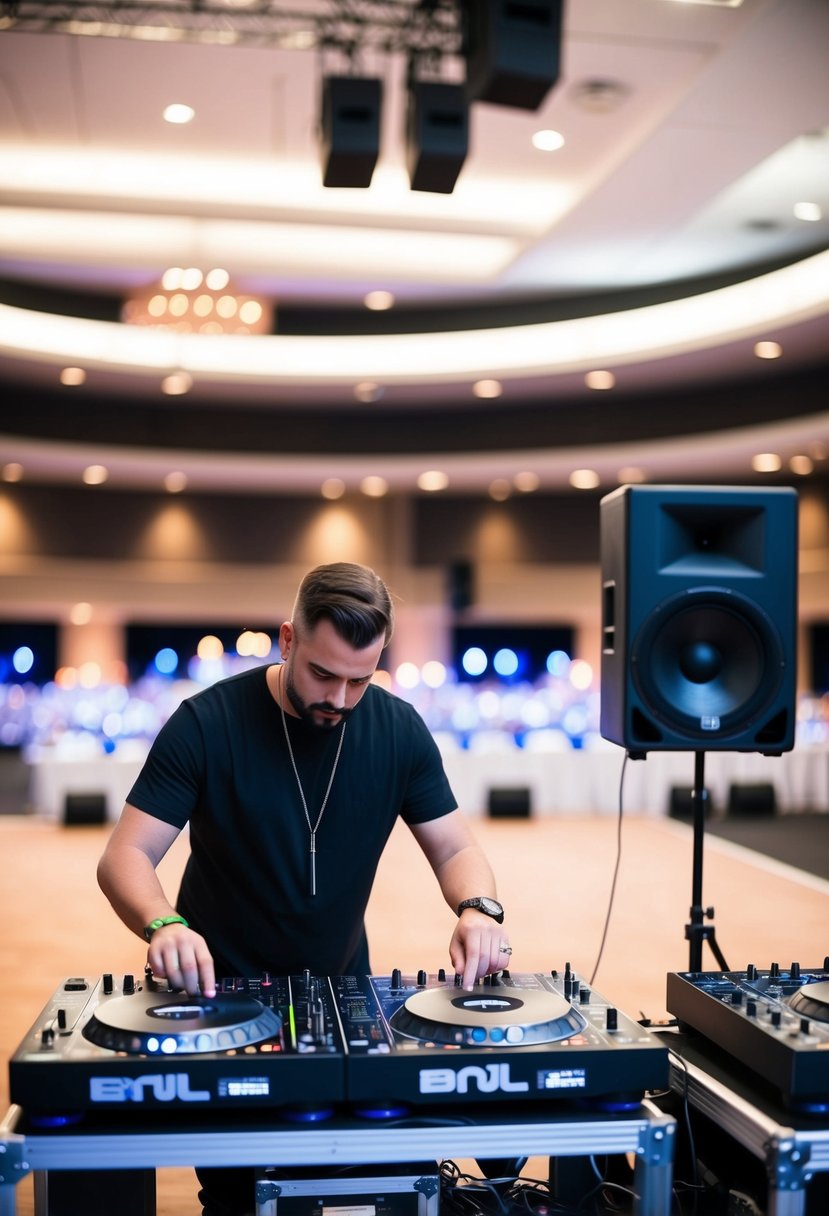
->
292, 563, 395, 649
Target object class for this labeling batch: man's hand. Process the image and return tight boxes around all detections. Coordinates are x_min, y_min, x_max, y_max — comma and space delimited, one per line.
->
147, 923, 216, 997
449, 909, 512, 990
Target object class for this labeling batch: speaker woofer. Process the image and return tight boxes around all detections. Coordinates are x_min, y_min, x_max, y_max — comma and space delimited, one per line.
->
631, 587, 785, 741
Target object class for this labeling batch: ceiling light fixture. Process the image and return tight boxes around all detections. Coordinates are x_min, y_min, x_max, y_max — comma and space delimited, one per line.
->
569, 469, 600, 489
123, 266, 272, 335
353, 381, 384, 403
793, 201, 822, 222
789, 455, 814, 476
2, 462, 23, 483
417, 470, 449, 492
585, 370, 615, 390
360, 475, 388, 498
161, 371, 193, 395
473, 379, 503, 399
164, 471, 188, 493
163, 103, 195, 125
321, 478, 346, 500
751, 453, 783, 473
513, 471, 540, 493
364, 290, 395, 311
82, 464, 109, 486
60, 366, 86, 386
531, 129, 565, 152
488, 478, 511, 501
754, 340, 783, 359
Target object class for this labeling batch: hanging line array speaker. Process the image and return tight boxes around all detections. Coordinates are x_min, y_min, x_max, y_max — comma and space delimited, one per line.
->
599, 485, 798, 755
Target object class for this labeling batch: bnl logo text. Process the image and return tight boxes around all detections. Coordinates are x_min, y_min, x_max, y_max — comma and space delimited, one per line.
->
90, 1074, 210, 1102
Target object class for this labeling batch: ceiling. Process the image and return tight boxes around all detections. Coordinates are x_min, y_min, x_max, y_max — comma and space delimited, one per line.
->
0, 0, 828, 496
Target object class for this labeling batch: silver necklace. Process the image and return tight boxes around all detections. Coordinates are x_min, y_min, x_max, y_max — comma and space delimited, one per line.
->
278, 671, 347, 897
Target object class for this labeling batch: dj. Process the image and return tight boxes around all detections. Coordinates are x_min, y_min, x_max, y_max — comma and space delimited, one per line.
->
97, 561, 511, 1216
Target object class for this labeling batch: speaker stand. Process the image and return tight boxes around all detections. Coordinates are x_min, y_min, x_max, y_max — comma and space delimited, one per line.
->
684, 751, 729, 973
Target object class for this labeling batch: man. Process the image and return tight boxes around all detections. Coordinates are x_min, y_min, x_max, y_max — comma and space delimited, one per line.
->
98, 562, 511, 1215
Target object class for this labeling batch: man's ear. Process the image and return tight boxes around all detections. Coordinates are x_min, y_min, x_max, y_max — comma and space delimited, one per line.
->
278, 620, 294, 660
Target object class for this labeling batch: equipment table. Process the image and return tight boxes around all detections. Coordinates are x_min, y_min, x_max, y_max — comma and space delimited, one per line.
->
0, 1099, 675, 1216
666, 1034, 829, 1216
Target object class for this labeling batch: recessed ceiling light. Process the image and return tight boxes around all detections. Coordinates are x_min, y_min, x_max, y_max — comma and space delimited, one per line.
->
321, 478, 346, 500
751, 453, 782, 473
364, 290, 395, 311
473, 379, 503, 399
161, 371, 193, 395
60, 366, 86, 386
570, 469, 600, 489
488, 479, 512, 501
164, 471, 188, 493
82, 464, 109, 486
353, 381, 384, 403
360, 475, 388, 498
754, 340, 783, 359
69, 602, 93, 626
163, 103, 195, 125
531, 129, 565, 152
2, 462, 23, 482
585, 370, 615, 390
793, 201, 822, 222
417, 470, 449, 492
789, 455, 814, 476
513, 471, 540, 493
617, 466, 647, 484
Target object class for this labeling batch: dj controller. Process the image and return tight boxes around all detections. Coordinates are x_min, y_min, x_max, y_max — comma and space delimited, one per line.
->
10, 967, 669, 1120
666, 960, 829, 1112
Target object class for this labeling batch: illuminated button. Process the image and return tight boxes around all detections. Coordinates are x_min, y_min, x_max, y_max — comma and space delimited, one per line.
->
490, 1027, 504, 1043
160, 1037, 178, 1054
146, 1036, 160, 1052
471, 1027, 487, 1042
505, 1026, 524, 1043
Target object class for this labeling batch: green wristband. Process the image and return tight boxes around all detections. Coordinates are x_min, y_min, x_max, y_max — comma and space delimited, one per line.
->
144, 914, 189, 942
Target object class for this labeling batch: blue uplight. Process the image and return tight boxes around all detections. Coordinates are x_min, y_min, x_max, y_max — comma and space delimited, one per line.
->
461, 647, 488, 677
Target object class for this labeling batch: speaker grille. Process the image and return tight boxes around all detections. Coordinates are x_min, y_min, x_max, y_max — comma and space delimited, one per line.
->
631, 587, 786, 741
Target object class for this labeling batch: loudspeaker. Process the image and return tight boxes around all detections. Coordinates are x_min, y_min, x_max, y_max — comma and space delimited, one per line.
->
487, 787, 532, 818
462, 0, 563, 111
320, 76, 382, 188
600, 485, 798, 755
406, 81, 469, 194
727, 782, 777, 816
64, 792, 107, 826
447, 560, 474, 612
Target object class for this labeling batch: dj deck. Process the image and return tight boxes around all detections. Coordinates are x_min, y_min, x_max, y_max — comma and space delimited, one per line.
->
9, 967, 669, 1118
1, 968, 676, 1216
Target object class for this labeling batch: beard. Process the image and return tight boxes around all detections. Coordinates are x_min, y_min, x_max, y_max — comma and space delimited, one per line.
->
283, 664, 352, 731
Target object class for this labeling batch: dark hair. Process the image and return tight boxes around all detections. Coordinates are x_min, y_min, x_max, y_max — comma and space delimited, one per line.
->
292, 563, 394, 649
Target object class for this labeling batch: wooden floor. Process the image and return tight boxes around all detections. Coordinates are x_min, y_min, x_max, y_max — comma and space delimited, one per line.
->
2, 811, 827, 1214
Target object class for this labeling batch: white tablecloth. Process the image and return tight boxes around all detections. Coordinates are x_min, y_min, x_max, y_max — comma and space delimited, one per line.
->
26, 743, 829, 821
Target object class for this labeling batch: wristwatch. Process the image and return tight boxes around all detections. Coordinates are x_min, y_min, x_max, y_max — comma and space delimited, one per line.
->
457, 896, 504, 924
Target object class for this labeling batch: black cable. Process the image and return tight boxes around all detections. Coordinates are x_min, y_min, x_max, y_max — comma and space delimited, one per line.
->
589, 751, 627, 987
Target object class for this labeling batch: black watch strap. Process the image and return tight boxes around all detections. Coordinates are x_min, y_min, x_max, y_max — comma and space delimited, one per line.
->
457, 896, 504, 924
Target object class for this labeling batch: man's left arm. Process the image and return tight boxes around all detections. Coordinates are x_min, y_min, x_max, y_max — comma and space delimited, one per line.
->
410, 809, 511, 989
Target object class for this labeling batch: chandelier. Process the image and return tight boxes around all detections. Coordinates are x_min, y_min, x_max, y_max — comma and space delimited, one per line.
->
123, 267, 273, 335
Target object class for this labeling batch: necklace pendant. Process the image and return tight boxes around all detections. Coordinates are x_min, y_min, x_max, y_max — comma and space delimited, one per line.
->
309, 830, 317, 898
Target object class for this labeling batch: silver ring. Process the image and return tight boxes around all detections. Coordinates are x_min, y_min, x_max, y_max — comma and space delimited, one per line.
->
499, 944, 513, 955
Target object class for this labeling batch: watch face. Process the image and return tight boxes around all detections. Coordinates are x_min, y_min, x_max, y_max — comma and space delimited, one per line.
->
480, 897, 502, 915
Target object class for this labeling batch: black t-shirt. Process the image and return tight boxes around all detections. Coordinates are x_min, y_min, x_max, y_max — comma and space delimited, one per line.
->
126, 666, 457, 977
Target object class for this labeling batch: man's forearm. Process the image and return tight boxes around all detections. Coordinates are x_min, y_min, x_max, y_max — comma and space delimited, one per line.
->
432, 842, 498, 912
97, 844, 178, 940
